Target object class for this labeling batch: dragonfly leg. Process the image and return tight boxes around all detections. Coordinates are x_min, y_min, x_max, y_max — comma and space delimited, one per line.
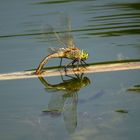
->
72, 60, 82, 75
72, 60, 80, 71
80, 73, 84, 78
60, 69, 77, 82
64, 60, 76, 75
76, 60, 80, 69
80, 61, 87, 69
81, 60, 89, 66
75, 72, 84, 79
60, 71, 65, 81
60, 58, 63, 67
71, 59, 77, 68
64, 74, 77, 79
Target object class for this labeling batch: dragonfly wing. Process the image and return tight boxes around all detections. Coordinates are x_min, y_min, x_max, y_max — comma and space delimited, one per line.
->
41, 24, 67, 48
46, 47, 59, 55
41, 15, 76, 49
59, 15, 76, 48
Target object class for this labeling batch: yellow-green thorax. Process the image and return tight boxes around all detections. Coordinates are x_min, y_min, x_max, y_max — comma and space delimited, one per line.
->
56, 48, 89, 60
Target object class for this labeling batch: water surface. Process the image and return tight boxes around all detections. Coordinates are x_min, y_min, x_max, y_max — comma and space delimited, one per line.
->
0, 0, 140, 140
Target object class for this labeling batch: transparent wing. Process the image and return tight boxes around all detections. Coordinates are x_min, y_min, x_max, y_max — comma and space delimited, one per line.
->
41, 24, 66, 48
63, 93, 77, 134
41, 15, 76, 49
59, 15, 76, 48
46, 47, 67, 56
46, 47, 59, 55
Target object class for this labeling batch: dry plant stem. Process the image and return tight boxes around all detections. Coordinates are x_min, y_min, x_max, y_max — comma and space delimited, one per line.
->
0, 61, 140, 81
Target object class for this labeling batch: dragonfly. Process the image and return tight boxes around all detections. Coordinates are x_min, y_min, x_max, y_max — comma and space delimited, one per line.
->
36, 16, 89, 74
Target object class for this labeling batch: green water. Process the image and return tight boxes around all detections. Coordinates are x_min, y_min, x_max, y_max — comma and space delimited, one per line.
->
0, 0, 140, 140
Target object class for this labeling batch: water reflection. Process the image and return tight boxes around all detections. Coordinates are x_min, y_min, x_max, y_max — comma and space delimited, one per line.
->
110, 2, 140, 10
127, 84, 140, 93
83, 2, 140, 37
38, 74, 90, 134
35, 0, 93, 5
1, 2, 140, 39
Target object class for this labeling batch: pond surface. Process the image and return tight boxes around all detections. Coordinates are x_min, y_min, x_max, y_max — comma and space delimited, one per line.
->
0, 0, 140, 140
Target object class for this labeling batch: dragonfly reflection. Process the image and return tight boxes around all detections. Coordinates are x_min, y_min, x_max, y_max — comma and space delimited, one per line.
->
38, 74, 90, 134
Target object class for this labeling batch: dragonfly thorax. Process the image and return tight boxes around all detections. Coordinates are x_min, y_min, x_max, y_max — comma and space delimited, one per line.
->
64, 48, 89, 61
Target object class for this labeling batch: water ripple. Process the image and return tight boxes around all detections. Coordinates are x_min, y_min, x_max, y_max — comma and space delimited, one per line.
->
82, 2, 140, 37
0, 1, 140, 38
34, 0, 92, 5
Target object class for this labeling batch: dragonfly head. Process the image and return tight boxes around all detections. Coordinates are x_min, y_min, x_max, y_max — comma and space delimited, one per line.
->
81, 50, 89, 60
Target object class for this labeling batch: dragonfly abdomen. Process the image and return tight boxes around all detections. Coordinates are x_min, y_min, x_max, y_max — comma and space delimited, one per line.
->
48, 51, 65, 59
